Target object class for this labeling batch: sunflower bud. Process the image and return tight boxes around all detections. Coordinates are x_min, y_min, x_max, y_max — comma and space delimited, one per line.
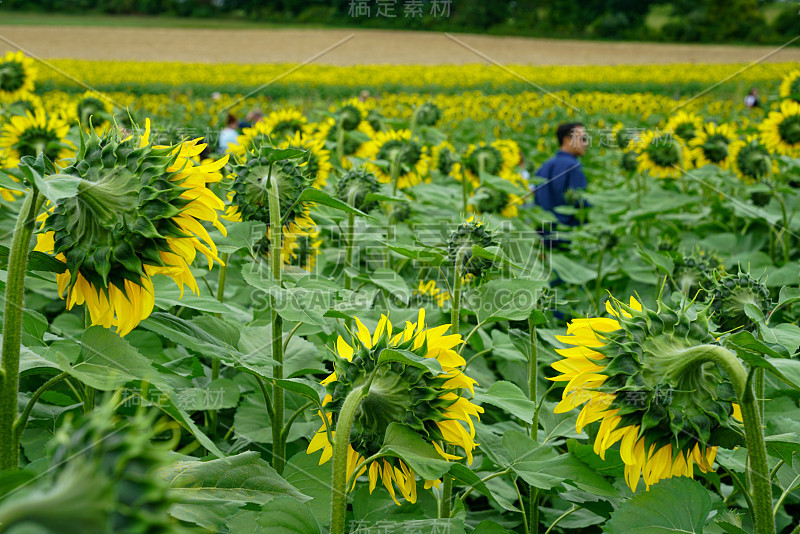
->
551, 295, 742, 492
336, 168, 380, 212
730, 136, 773, 186
338, 104, 364, 131
670, 248, 719, 299
415, 102, 442, 127
620, 150, 639, 172
709, 271, 770, 333
447, 217, 497, 278
386, 198, 412, 222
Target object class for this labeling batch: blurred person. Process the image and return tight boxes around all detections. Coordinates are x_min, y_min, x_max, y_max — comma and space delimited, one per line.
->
219, 113, 239, 152
240, 108, 264, 129
532, 122, 589, 228
744, 87, 761, 108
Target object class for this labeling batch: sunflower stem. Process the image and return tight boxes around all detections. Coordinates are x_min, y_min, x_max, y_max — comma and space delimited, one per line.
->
345, 209, 355, 291
83, 306, 94, 415
461, 175, 469, 214
13, 371, 68, 443
527, 317, 540, 533
676, 345, 773, 534
267, 168, 286, 475
593, 246, 606, 315
330, 385, 367, 534
336, 122, 345, 169
0, 188, 42, 470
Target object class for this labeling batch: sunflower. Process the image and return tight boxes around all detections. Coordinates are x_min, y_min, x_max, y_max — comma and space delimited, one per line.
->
314, 116, 375, 168
0, 51, 37, 101
358, 129, 429, 190
447, 216, 496, 278
664, 111, 703, 143
278, 130, 332, 188
462, 140, 520, 188
307, 309, 483, 504
688, 123, 736, 170
634, 130, 689, 179
230, 108, 308, 157
430, 140, 463, 182
415, 280, 450, 308
330, 98, 370, 131
35, 120, 228, 336
550, 295, 741, 492
728, 135, 776, 184
72, 90, 114, 134
335, 167, 381, 212
470, 185, 523, 218
610, 123, 631, 149
779, 69, 800, 103
225, 145, 316, 267
0, 107, 73, 168
759, 99, 800, 157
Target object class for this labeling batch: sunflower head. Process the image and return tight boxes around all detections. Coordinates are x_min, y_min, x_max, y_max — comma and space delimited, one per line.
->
0, 106, 73, 168
360, 129, 429, 189
759, 100, 800, 157
612, 123, 631, 149
709, 271, 770, 333
338, 103, 365, 131
779, 69, 800, 103
464, 143, 503, 180
551, 295, 742, 491
447, 217, 497, 277
415, 102, 442, 127
665, 111, 703, 143
75, 91, 113, 132
689, 123, 735, 169
431, 141, 461, 178
308, 310, 483, 504
729, 135, 774, 184
228, 146, 313, 225
278, 130, 331, 188
635, 131, 688, 179
0, 51, 37, 100
36, 120, 228, 336
335, 167, 381, 212
415, 280, 450, 308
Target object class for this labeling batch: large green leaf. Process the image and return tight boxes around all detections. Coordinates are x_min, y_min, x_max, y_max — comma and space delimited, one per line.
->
376, 348, 443, 376
549, 254, 597, 285
474, 278, 547, 323
474, 381, 535, 423
368, 268, 411, 304
227, 497, 321, 534
604, 477, 711, 533
284, 451, 333, 527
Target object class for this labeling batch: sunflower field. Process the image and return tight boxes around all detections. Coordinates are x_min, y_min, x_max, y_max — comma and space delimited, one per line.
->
2, 48, 800, 534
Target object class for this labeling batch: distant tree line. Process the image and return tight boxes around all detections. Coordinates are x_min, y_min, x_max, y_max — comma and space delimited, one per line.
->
2, 0, 798, 44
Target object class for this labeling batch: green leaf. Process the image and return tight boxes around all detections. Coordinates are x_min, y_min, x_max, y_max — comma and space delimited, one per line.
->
216, 221, 267, 254
386, 245, 445, 266
776, 286, 800, 310
274, 378, 327, 405
604, 477, 711, 533
364, 193, 407, 203
475, 278, 547, 323
471, 245, 521, 269
140, 313, 244, 362
152, 277, 242, 315
474, 381, 535, 423
368, 268, 411, 304
376, 348, 443, 376
284, 452, 333, 527
638, 246, 674, 275
264, 147, 307, 163
550, 254, 597, 285
227, 497, 321, 534
0, 246, 67, 273
296, 188, 369, 217
159, 451, 308, 505
33, 173, 82, 202
381, 423, 451, 480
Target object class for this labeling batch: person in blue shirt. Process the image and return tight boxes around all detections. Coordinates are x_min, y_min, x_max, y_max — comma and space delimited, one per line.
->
533, 122, 589, 227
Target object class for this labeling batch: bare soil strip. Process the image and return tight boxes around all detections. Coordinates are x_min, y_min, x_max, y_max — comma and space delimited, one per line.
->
1, 25, 800, 65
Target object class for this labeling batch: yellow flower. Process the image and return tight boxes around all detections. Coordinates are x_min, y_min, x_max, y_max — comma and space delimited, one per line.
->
70, 90, 114, 134
462, 140, 522, 188
308, 309, 483, 504
633, 130, 689, 179
358, 129, 430, 190
0, 51, 37, 101
0, 106, 73, 169
277, 130, 332, 188
688, 122, 736, 170
779, 69, 800, 103
664, 111, 703, 142
35, 119, 228, 336
229, 107, 308, 157
415, 280, 450, 308
550, 295, 741, 492
759, 99, 800, 157
728, 135, 776, 183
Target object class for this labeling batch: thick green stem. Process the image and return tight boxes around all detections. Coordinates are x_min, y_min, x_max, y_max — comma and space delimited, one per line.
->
461, 175, 469, 214
674, 345, 773, 534
330, 385, 367, 534
267, 169, 286, 475
0, 189, 42, 471
336, 122, 345, 169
